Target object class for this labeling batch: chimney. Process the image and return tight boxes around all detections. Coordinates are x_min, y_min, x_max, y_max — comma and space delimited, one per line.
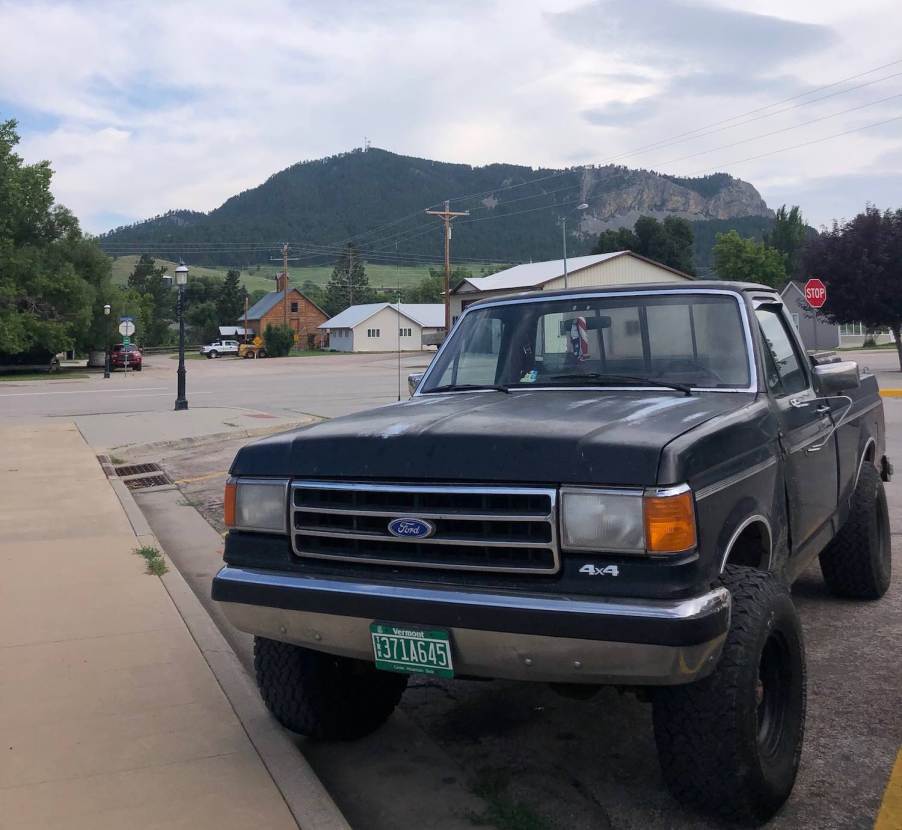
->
276, 272, 288, 293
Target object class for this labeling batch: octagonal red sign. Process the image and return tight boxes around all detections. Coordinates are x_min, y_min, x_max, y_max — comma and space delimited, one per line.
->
804, 278, 827, 309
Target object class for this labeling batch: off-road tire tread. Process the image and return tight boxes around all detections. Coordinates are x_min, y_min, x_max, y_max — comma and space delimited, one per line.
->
253, 636, 407, 740
653, 566, 806, 824
819, 464, 891, 599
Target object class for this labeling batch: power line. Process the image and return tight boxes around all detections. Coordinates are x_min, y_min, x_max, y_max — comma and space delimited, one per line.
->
684, 112, 902, 176
652, 91, 902, 169
617, 69, 902, 167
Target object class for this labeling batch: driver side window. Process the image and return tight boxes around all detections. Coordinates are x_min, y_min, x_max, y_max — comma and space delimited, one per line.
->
755, 307, 808, 396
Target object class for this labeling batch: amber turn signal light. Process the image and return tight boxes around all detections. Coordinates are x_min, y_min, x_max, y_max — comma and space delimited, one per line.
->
644, 490, 697, 553
224, 480, 237, 528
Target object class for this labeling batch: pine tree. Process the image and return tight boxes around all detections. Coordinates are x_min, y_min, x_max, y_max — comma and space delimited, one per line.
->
323, 244, 374, 315
217, 269, 246, 323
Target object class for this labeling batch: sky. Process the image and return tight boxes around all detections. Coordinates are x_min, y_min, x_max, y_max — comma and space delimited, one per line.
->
2, 0, 901, 238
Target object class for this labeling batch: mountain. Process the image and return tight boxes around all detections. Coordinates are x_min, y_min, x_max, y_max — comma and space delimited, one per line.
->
98, 148, 774, 270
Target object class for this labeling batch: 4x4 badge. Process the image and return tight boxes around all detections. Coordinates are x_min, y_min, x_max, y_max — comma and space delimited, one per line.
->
579, 564, 620, 576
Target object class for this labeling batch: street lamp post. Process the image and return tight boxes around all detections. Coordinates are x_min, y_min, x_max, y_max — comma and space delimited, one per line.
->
174, 262, 189, 411
103, 304, 112, 378
562, 203, 590, 289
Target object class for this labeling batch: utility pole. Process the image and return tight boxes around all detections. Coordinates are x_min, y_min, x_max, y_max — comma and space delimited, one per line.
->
426, 200, 469, 333
269, 243, 300, 329
348, 247, 354, 308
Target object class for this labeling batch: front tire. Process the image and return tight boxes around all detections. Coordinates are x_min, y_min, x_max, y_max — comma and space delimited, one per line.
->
819, 463, 891, 599
253, 637, 407, 740
653, 566, 806, 824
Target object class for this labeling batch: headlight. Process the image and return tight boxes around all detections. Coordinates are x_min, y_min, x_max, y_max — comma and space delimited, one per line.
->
224, 478, 288, 533
561, 488, 645, 552
561, 485, 696, 554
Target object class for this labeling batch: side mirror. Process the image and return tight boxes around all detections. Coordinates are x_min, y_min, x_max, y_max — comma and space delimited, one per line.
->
407, 372, 424, 396
813, 360, 860, 394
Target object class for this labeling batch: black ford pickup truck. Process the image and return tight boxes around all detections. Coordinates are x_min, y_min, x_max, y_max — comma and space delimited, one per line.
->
212, 282, 892, 823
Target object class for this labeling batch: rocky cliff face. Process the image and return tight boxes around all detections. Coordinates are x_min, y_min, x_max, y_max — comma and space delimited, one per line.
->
579, 166, 772, 233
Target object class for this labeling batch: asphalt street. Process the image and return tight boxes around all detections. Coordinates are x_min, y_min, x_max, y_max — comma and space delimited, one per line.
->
7, 347, 902, 829
0, 351, 431, 421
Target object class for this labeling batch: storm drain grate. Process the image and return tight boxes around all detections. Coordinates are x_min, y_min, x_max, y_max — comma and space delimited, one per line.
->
115, 463, 162, 477
124, 474, 170, 490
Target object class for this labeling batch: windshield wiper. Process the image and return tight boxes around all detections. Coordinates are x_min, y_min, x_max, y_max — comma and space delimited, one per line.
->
425, 383, 511, 394
547, 372, 692, 396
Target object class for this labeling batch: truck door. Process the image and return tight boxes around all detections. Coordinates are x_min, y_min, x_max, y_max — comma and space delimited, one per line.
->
754, 303, 838, 549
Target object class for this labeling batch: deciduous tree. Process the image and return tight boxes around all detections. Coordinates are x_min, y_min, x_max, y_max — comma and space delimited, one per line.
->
803, 206, 902, 369
712, 230, 786, 287
766, 205, 808, 278
0, 119, 113, 356
593, 215, 695, 274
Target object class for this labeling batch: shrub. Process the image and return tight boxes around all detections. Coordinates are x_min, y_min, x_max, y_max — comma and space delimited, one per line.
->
263, 324, 295, 357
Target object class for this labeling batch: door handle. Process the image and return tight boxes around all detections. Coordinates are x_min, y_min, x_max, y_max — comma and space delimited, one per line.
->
815, 404, 832, 415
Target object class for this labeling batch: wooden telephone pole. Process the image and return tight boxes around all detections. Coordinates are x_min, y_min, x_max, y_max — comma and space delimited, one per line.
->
269, 243, 300, 329
426, 201, 469, 333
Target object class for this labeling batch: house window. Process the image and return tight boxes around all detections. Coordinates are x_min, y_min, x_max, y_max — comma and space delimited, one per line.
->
399, 328, 412, 337
790, 312, 800, 330
367, 328, 380, 338
290, 302, 298, 312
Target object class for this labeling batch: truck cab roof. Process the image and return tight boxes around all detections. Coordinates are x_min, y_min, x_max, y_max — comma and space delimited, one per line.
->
465, 281, 780, 310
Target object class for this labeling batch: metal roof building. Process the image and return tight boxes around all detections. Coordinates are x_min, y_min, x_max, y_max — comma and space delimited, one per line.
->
450, 251, 693, 321
319, 303, 445, 352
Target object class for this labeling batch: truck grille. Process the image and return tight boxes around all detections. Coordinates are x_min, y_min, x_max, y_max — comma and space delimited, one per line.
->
291, 481, 560, 574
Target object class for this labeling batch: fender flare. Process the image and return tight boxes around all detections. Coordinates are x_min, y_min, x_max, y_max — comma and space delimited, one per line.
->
719, 513, 773, 573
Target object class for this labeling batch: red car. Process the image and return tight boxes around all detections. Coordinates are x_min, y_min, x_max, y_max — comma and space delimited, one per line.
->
110, 344, 143, 371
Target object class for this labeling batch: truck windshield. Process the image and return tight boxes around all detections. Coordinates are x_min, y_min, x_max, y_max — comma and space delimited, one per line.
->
421, 293, 751, 392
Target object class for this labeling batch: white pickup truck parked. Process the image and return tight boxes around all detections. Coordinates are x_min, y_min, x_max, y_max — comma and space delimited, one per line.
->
199, 340, 240, 358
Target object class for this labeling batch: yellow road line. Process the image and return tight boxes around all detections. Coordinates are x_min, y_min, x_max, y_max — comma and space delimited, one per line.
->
880, 390, 902, 398
175, 470, 229, 485
876, 748, 902, 829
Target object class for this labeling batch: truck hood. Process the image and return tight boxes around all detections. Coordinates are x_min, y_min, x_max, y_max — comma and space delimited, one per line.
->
231, 390, 754, 486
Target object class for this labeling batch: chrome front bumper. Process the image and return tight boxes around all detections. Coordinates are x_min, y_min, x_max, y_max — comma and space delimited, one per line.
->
213, 567, 731, 685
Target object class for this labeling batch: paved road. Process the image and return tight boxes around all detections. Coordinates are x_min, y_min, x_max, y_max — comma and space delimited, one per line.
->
1, 351, 432, 421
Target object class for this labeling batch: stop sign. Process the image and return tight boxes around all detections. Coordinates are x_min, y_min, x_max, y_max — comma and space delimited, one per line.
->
804, 278, 827, 309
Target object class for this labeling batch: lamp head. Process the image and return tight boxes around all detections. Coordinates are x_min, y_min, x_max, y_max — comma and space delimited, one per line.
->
103, 303, 111, 315
175, 261, 188, 286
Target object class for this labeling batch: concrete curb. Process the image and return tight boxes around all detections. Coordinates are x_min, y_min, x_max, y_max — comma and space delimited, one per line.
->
107, 466, 350, 830
115, 418, 321, 455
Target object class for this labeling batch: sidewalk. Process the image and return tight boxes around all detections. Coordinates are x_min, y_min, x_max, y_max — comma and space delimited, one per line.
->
72, 406, 314, 452
0, 422, 299, 829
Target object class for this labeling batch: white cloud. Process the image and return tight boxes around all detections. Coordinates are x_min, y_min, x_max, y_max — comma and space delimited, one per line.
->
0, 0, 900, 233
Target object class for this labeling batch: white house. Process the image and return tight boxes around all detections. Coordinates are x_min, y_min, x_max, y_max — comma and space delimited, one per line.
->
320, 303, 444, 352
450, 251, 693, 322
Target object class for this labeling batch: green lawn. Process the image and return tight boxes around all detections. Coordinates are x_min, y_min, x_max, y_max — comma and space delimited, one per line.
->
0, 368, 91, 382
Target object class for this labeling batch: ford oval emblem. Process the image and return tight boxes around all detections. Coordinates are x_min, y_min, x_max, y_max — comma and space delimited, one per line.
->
387, 517, 436, 539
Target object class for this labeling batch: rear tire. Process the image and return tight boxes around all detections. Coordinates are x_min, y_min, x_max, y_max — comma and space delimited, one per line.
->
135, 364, 142, 371
253, 637, 407, 740
653, 566, 806, 824
208, 350, 218, 359
819, 464, 891, 599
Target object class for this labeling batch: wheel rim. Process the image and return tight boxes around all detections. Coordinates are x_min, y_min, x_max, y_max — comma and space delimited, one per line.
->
756, 632, 790, 758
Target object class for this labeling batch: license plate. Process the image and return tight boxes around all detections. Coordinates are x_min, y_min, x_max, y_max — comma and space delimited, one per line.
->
370, 623, 454, 678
